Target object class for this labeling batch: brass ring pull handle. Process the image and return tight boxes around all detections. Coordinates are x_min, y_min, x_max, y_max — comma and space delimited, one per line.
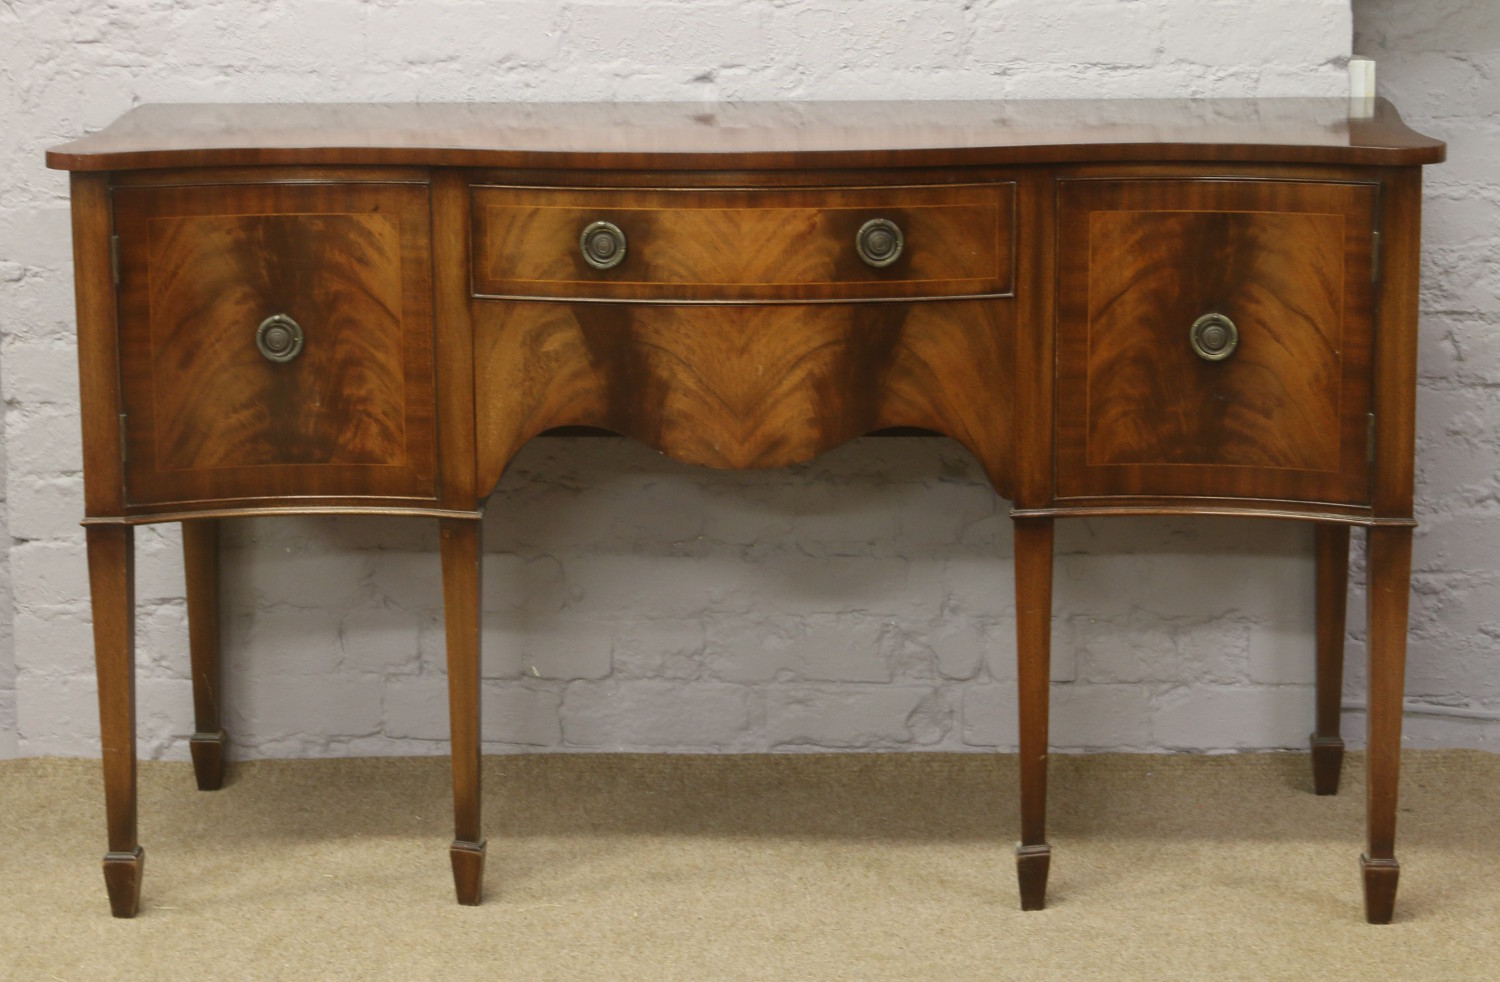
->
580, 220, 627, 270
256, 314, 304, 364
855, 217, 904, 268
1189, 313, 1238, 362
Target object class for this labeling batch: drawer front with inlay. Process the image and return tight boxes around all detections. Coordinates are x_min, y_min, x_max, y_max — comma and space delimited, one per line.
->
113, 180, 438, 508
470, 183, 1014, 302
1054, 177, 1379, 506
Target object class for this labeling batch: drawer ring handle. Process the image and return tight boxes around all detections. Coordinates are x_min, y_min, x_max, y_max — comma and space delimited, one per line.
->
855, 217, 904, 268
580, 220, 627, 270
256, 314, 305, 364
1190, 313, 1238, 362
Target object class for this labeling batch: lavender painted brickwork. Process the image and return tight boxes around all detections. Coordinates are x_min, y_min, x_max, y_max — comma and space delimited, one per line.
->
1343, 1, 1500, 747
0, 0, 1484, 762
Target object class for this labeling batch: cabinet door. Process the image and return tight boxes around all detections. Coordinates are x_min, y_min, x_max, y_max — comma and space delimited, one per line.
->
1055, 178, 1378, 506
113, 181, 437, 509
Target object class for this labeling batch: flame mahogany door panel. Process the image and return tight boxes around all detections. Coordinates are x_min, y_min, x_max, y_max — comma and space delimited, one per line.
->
1055, 178, 1378, 506
112, 180, 439, 511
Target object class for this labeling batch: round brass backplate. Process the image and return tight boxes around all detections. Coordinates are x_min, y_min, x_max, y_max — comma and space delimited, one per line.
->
1189, 313, 1238, 362
580, 220, 627, 270
855, 217, 904, 268
256, 314, 304, 364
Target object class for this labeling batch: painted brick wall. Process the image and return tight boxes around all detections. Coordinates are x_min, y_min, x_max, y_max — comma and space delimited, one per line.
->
13, 0, 1466, 763
1342, 1, 1500, 749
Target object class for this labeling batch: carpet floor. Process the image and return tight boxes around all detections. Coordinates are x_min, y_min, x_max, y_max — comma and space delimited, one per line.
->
1, 750, 1497, 981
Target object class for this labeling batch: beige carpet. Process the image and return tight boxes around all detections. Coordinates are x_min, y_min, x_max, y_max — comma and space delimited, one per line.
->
1, 751, 1497, 981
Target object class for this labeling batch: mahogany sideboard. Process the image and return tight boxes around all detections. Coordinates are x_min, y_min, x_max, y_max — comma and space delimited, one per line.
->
46, 99, 1445, 922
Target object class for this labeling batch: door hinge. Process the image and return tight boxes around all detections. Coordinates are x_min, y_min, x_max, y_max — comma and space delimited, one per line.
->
1367, 412, 1377, 464
1371, 230, 1382, 284
110, 234, 121, 287
119, 413, 128, 464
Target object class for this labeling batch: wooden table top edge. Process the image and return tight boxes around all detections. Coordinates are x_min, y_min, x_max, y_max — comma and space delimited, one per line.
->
45, 97, 1446, 172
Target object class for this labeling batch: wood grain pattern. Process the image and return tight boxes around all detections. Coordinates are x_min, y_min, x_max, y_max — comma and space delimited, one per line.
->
1363, 524, 1412, 923
441, 518, 485, 905
44, 99, 1446, 173
473, 299, 1015, 497
1312, 522, 1350, 796
1014, 516, 1054, 911
1370, 168, 1424, 519
146, 214, 403, 469
1056, 178, 1377, 504
1012, 170, 1057, 510
88, 524, 141, 917
472, 183, 1013, 301
183, 519, 226, 792
113, 180, 438, 507
433, 171, 481, 511
70, 173, 127, 518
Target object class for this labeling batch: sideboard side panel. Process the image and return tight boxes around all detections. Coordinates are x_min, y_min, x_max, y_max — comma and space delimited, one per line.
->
71, 172, 127, 517
1370, 167, 1424, 519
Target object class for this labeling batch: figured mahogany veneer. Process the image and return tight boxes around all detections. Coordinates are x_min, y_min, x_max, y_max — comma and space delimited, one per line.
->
1056, 178, 1377, 505
473, 300, 1014, 491
48, 99, 1444, 924
471, 183, 1014, 301
112, 180, 438, 510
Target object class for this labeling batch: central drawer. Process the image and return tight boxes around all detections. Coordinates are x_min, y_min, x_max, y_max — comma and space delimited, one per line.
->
470, 183, 1014, 302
